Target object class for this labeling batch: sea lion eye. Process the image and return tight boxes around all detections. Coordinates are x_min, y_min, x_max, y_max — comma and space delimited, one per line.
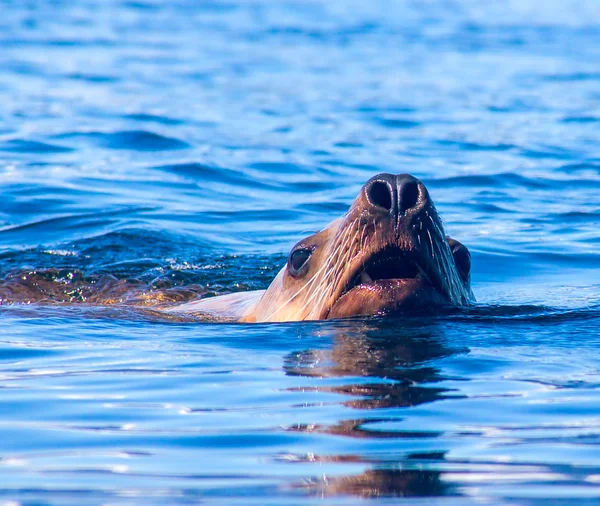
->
288, 248, 313, 277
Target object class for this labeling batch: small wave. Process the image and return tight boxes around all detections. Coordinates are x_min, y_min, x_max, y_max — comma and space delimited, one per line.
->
248, 161, 315, 176
57, 130, 190, 151
430, 172, 600, 190
0, 208, 159, 254
557, 162, 600, 174
560, 116, 600, 124
265, 22, 379, 41
0, 206, 150, 236
435, 139, 515, 152
555, 210, 600, 222
428, 172, 549, 189
542, 71, 600, 82
156, 162, 274, 190
66, 72, 118, 83
333, 140, 364, 148
123, 113, 184, 125
374, 117, 421, 129
449, 304, 600, 324
0, 139, 73, 154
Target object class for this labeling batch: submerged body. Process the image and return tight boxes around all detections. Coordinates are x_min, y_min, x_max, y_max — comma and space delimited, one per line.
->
172, 173, 474, 322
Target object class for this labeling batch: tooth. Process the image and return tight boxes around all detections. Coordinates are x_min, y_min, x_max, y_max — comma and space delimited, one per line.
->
361, 271, 373, 284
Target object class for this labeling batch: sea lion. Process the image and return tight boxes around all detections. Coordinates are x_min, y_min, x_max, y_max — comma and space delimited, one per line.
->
172, 173, 474, 322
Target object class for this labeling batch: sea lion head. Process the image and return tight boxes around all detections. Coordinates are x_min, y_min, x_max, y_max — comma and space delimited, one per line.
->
242, 173, 473, 322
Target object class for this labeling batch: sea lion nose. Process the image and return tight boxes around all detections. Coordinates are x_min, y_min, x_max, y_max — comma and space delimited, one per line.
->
364, 173, 424, 215
396, 173, 421, 214
365, 177, 394, 212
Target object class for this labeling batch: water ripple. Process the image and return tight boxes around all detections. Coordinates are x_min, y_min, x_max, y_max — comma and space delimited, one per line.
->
57, 131, 190, 151
0, 139, 73, 154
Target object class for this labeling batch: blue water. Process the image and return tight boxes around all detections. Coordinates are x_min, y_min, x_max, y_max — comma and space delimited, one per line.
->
0, 0, 600, 504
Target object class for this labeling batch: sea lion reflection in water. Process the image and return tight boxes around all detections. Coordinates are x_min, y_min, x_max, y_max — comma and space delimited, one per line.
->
173, 173, 474, 322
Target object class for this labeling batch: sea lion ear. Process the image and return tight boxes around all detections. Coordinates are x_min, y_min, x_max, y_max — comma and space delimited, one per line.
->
446, 236, 471, 282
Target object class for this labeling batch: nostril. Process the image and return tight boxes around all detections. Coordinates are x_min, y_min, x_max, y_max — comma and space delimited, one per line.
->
398, 181, 420, 213
367, 181, 393, 212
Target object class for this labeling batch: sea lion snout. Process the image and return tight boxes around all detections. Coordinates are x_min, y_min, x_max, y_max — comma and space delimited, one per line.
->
363, 173, 427, 218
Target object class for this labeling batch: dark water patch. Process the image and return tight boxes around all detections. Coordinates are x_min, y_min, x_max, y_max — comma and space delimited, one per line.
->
296, 201, 349, 214
158, 162, 231, 180
528, 250, 600, 268
555, 210, 600, 223
358, 105, 417, 114
560, 116, 600, 124
265, 22, 380, 43
435, 139, 515, 152
448, 304, 600, 325
57, 229, 202, 265
309, 149, 331, 156
472, 247, 600, 282
453, 173, 600, 190
0, 59, 48, 76
290, 179, 339, 192
194, 209, 300, 223
136, 0, 239, 14
248, 161, 316, 176
0, 345, 58, 362
122, 0, 163, 10
428, 172, 550, 189
1, 37, 117, 49
333, 140, 364, 148
319, 160, 383, 176
271, 125, 293, 134
5, 183, 85, 198
71, 232, 206, 274
373, 117, 421, 129
467, 202, 515, 214
57, 131, 190, 151
557, 162, 600, 174
47, 38, 114, 48
156, 162, 275, 190
470, 250, 560, 283
0, 207, 153, 249
0, 139, 73, 154
66, 72, 118, 83
124, 113, 184, 125
542, 72, 600, 82
520, 145, 575, 160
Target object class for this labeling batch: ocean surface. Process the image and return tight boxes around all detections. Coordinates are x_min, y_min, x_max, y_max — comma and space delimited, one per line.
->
0, 0, 599, 504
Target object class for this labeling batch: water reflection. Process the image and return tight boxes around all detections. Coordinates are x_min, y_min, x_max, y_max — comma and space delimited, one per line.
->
301, 468, 455, 498
285, 318, 465, 498
285, 318, 464, 409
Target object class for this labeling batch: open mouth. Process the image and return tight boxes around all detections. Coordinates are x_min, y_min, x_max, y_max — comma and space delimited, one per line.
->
342, 247, 433, 296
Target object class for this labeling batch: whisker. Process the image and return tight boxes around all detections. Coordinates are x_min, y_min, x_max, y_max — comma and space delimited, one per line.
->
295, 219, 360, 318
